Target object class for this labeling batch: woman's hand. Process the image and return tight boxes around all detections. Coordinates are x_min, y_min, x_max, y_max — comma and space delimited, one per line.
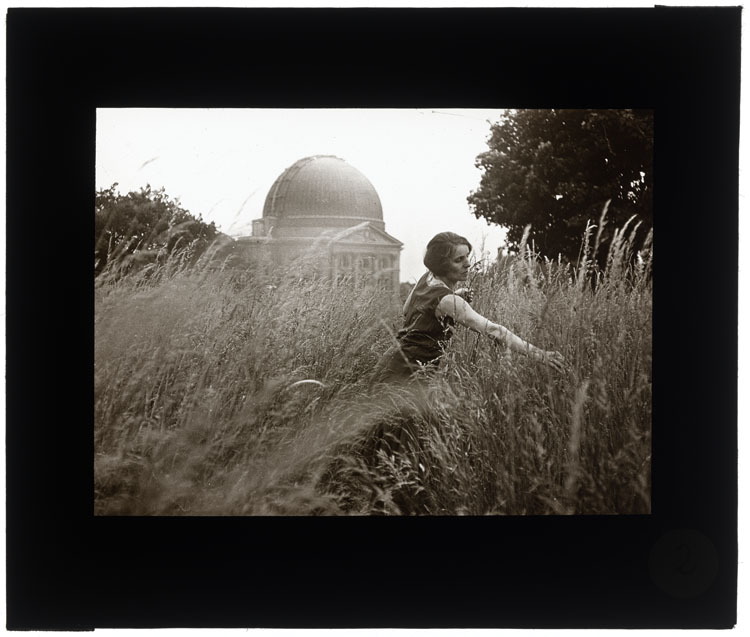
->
539, 350, 566, 373
454, 287, 474, 304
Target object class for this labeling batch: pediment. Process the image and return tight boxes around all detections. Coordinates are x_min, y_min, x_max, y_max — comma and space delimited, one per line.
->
330, 222, 403, 247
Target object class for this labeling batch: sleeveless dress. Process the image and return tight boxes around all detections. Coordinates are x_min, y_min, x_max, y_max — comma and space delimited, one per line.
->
373, 271, 455, 383
345, 272, 456, 513
317, 273, 457, 513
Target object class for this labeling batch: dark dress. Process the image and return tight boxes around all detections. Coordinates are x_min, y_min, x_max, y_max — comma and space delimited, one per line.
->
373, 271, 456, 383
356, 272, 456, 513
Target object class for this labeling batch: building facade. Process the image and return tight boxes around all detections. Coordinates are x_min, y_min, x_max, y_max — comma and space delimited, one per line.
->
238, 155, 402, 290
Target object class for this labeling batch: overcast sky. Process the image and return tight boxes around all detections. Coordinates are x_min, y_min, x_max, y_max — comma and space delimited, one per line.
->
96, 108, 508, 283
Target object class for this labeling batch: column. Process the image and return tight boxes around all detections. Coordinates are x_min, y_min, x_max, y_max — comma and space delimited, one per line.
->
392, 252, 399, 295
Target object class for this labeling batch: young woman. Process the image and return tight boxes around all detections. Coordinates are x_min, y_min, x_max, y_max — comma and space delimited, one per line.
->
327, 232, 565, 514
374, 231, 565, 383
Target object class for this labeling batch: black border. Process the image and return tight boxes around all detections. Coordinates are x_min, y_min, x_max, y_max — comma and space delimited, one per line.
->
6, 7, 739, 629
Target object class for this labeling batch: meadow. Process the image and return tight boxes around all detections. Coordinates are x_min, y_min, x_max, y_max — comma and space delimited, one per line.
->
94, 222, 652, 515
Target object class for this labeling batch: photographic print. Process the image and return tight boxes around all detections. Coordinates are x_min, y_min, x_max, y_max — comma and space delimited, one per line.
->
94, 108, 653, 516
9, 4, 738, 629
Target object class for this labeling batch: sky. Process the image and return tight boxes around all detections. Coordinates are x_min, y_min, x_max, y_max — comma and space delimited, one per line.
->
96, 108, 508, 283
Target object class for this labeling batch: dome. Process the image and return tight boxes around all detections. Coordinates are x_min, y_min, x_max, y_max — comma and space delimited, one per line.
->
262, 156, 383, 229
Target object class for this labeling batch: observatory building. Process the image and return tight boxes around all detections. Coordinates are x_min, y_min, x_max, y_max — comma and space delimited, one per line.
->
237, 155, 402, 290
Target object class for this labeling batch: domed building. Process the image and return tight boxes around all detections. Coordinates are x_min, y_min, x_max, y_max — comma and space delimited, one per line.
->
238, 155, 402, 290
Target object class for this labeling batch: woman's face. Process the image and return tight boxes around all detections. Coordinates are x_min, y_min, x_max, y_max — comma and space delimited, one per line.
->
442, 244, 471, 286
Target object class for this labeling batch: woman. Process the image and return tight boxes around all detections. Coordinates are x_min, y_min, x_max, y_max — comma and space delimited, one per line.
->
374, 231, 565, 383
346, 232, 565, 513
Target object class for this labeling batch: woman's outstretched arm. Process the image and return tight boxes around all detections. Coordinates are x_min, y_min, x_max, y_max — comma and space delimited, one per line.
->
436, 294, 566, 372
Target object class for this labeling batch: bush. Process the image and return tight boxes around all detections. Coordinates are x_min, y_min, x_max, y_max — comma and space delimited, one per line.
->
95, 183, 219, 277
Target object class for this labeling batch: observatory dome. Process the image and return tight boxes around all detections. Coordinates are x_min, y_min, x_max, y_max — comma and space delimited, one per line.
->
262, 155, 384, 233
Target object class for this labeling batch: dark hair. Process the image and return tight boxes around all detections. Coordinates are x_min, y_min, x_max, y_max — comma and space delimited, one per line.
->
423, 232, 472, 276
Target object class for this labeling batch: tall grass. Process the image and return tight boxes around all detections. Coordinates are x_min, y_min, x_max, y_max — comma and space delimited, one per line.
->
95, 224, 652, 515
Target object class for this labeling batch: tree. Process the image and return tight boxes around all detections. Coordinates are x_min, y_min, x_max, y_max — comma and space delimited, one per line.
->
95, 184, 219, 275
468, 109, 653, 262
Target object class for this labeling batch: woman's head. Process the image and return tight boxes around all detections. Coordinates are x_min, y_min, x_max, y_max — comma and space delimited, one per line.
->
423, 232, 473, 282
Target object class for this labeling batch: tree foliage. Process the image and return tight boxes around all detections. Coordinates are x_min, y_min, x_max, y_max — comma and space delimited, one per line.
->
95, 184, 219, 275
468, 109, 653, 262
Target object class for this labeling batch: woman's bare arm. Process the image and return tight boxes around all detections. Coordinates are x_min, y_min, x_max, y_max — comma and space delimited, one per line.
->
436, 294, 565, 371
